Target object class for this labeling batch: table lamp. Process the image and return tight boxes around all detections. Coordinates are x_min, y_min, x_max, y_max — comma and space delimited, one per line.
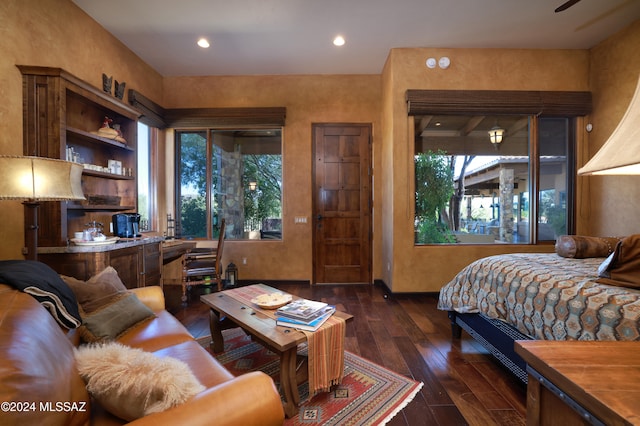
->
0, 156, 85, 260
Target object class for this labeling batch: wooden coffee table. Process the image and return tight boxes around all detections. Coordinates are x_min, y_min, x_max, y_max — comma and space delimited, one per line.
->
201, 284, 352, 418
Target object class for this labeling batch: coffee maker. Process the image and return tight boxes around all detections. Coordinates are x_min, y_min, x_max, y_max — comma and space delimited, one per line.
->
112, 213, 141, 238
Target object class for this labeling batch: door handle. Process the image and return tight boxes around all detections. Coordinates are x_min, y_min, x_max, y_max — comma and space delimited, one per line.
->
317, 214, 323, 221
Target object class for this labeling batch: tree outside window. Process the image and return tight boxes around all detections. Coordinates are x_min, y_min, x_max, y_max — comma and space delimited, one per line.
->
414, 115, 573, 245
414, 151, 455, 243
176, 129, 282, 240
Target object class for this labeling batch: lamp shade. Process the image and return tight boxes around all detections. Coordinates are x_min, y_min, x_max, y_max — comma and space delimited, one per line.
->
0, 156, 85, 201
578, 75, 640, 175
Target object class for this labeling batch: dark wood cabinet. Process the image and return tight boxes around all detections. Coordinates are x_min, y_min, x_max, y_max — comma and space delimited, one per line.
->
18, 65, 140, 247
108, 246, 142, 288
108, 243, 161, 288
142, 242, 162, 287
39, 240, 162, 288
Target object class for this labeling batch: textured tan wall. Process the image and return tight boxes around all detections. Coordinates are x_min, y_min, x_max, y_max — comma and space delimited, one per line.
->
381, 48, 591, 292
0, 0, 163, 259
581, 20, 640, 237
379, 54, 396, 286
163, 75, 382, 281
1, 1, 637, 291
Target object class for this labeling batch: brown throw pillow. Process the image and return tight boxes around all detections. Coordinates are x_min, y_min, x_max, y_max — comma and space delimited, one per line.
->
597, 234, 640, 289
555, 235, 621, 259
62, 266, 127, 314
78, 292, 155, 343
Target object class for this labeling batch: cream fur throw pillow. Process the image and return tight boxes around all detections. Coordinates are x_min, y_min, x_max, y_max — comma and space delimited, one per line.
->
75, 342, 205, 421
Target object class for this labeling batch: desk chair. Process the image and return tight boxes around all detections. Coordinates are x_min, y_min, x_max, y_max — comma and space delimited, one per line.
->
179, 219, 226, 302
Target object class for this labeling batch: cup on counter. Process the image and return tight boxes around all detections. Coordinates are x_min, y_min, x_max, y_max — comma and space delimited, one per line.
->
82, 230, 93, 241
74, 232, 84, 240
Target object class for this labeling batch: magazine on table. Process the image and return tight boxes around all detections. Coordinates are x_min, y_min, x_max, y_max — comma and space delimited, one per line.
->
276, 298, 328, 321
276, 306, 335, 331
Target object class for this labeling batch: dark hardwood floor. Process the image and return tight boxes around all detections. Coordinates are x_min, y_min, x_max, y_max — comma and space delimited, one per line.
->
165, 282, 527, 426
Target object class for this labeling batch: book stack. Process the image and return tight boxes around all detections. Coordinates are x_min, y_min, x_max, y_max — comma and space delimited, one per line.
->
275, 298, 335, 331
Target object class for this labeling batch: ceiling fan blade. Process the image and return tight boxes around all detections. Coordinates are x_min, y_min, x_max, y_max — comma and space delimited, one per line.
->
555, 0, 581, 13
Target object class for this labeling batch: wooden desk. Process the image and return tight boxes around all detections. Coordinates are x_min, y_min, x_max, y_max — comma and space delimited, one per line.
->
515, 341, 640, 426
161, 240, 197, 285
162, 240, 197, 262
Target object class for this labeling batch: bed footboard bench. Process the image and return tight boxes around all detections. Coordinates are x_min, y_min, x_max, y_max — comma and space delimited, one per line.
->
448, 311, 532, 384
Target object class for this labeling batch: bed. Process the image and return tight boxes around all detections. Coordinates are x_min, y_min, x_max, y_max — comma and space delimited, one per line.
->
437, 245, 640, 383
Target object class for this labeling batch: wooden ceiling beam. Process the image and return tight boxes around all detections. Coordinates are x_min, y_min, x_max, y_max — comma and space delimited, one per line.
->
417, 116, 433, 134
462, 116, 485, 135
507, 118, 529, 136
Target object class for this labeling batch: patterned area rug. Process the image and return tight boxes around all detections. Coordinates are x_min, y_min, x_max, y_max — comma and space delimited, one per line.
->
199, 328, 423, 426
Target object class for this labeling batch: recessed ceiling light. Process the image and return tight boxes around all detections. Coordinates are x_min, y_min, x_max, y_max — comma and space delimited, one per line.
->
197, 38, 210, 48
333, 35, 345, 47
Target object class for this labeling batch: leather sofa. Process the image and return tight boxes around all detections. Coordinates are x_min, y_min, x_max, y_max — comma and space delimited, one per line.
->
0, 283, 285, 425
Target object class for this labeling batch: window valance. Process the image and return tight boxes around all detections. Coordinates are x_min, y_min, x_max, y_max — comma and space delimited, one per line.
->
128, 90, 167, 128
406, 90, 592, 117
165, 107, 286, 128
129, 89, 286, 129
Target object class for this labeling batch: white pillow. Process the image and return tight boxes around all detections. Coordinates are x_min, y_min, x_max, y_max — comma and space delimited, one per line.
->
598, 251, 616, 277
75, 342, 205, 421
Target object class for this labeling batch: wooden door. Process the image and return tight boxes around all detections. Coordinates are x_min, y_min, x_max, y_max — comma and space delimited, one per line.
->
313, 124, 372, 284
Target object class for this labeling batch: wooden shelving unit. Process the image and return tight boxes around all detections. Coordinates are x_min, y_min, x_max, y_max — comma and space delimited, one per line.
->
19, 65, 141, 247
20, 66, 162, 287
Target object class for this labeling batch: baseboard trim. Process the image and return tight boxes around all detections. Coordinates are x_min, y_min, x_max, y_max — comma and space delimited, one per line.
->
373, 279, 439, 298
232, 279, 311, 287
228, 279, 437, 298
374, 279, 391, 295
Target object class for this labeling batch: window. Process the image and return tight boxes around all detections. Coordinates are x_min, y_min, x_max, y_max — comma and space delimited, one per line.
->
175, 128, 282, 240
538, 117, 573, 241
137, 122, 153, 231
414, 115, 575, 245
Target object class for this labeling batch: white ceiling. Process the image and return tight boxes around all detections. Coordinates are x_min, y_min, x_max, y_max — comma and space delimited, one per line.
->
72, 0, 640, 77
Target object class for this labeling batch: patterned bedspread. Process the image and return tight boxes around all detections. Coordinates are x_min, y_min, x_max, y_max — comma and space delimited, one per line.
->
437, 253, 640, 341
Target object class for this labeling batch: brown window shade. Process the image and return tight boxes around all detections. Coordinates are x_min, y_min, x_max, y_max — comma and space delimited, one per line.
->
165, 107, 286, 128
128, 90, 167, 128
406, 90, 591, 117
128, 89, 286, 129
